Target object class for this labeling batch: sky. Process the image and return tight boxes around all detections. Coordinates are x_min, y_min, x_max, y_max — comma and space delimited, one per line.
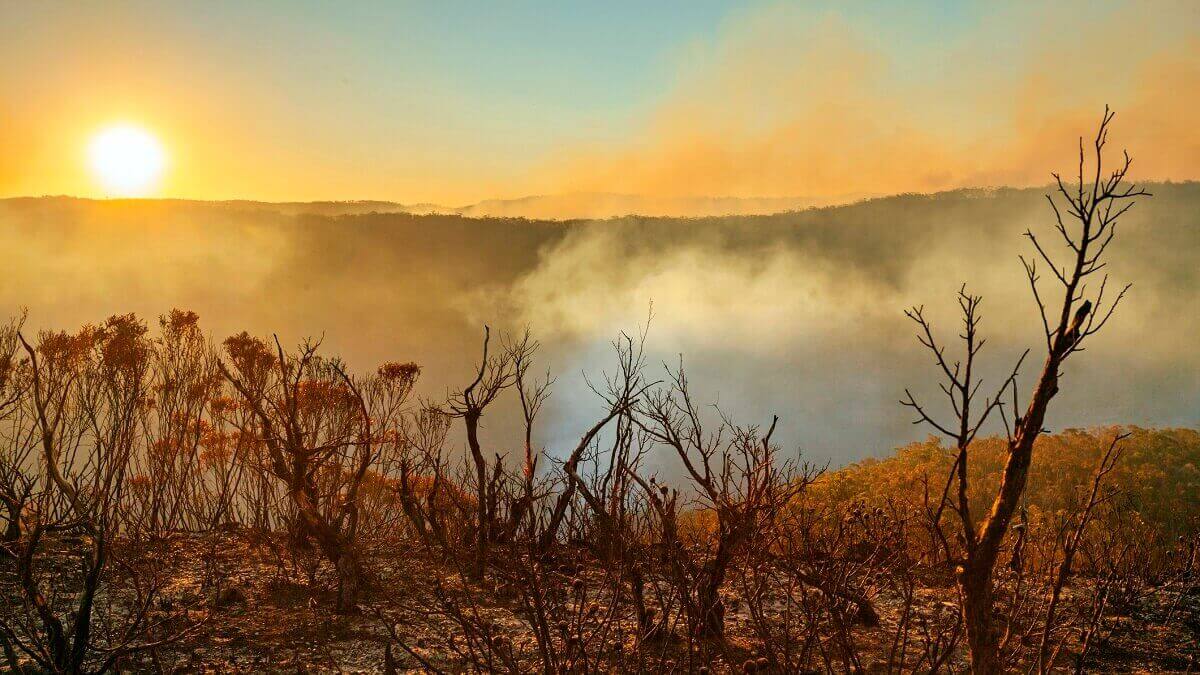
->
1, 1, 1197, 462
2, 1, 1199, 208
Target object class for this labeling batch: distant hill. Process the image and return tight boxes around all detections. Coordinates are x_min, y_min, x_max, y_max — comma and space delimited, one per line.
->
446, 192, 842, 219
2, 192, 850, 220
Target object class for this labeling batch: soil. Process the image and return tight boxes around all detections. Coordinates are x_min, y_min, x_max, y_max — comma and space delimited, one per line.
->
0, 530, 1195, 673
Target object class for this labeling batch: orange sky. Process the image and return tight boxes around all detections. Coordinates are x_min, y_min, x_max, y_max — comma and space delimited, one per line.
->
2, 2, 1198, 210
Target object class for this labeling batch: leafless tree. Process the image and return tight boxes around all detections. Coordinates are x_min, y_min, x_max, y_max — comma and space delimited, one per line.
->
217, 332, 419, 609
500, 329, 553, 543
539, 329, 651, 551
0, 311, 34, 548
902, 107, 1147, 673
445, 326, 517, 580
633, 360, 817, 642
2, 317, 204, 672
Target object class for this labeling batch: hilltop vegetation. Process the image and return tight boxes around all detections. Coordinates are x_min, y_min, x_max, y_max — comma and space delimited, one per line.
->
819, 426, 1200, 565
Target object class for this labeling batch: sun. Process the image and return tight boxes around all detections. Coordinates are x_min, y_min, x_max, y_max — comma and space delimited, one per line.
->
88, 125, 166, 196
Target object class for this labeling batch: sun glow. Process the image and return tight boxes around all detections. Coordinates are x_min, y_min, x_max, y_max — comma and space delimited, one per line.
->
88, 125, 166, 196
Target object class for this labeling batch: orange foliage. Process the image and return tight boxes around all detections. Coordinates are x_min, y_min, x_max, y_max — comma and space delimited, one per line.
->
222, 332, 275, 376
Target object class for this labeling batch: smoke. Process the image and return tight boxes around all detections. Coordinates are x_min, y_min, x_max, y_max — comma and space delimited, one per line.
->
478, 185, 1200, 458
2, 184, 1197, 467
528, 3, 1200, 213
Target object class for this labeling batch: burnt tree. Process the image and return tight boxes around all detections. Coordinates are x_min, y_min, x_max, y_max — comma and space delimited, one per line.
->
903, 107, 1146, 673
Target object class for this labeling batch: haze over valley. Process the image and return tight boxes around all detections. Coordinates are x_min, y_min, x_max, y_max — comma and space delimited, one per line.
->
7, 183, 1196, 466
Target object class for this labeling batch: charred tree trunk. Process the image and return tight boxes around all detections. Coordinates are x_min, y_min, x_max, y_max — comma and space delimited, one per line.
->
465, 412, 488, 581
0, 495, 22, 550
958, 300, 1075, 671
293, 485, 363, 611
696, 523, 745, 638
959, 562, 1002, 675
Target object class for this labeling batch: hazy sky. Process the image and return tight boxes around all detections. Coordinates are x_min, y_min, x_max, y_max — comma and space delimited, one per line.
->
3, 1, 1198, 206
